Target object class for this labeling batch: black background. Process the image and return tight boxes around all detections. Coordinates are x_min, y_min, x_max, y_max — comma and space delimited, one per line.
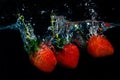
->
0, 0, 120, 80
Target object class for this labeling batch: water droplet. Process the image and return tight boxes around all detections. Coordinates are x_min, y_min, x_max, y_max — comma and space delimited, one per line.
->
64, 3, 69, 8
33, 23, 35, 26
41, 10, 46, 14
22, 8, 25, 11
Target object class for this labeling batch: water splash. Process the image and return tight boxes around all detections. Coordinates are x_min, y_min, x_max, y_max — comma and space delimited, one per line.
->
0, 14, 38, 54
48, 13, 119, 48
0, 0, 119, 52
84, 0, 98, 20
16, 14, 38, 54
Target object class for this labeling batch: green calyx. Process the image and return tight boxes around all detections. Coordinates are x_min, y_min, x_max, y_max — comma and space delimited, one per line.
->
55, 35, 67, 49
27, 39, 40, 55
23, 34, 40, 55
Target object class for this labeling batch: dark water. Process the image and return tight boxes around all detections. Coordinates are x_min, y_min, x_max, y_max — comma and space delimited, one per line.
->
0, 0, 120, 79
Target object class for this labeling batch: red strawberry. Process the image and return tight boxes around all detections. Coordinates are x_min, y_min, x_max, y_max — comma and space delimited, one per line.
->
87, 35, 114, 57
105, 22, 110, 28
13, 14, 57, 73
29, 43, 57, 73
55, 43, 80, 69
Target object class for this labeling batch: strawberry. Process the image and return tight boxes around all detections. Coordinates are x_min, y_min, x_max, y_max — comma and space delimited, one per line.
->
55, 43, 80, 69
29, 42, 57, 73
87, 35, 114, 57
49, 14, 80, 69
16, 15, 57, 73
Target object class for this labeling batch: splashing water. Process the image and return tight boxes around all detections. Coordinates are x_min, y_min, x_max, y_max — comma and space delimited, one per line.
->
0, 14, 38, 54
48, 13, 118, 48
0, 0, 120, 53
84, 0, 98, 20
16, 14, 38, 54
0, 13, 118, 52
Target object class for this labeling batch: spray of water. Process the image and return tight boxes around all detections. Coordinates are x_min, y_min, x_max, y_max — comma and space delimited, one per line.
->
0, 0, 120, 52
48, 10, 118, 48
0, 14, 38, 54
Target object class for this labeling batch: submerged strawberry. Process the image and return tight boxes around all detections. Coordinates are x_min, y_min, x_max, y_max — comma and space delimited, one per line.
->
29, 42, 57, 73
49, 14, 80, 69
56, 43, 80, 69
87, 35, 114, 57
16, 15, 57, 73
